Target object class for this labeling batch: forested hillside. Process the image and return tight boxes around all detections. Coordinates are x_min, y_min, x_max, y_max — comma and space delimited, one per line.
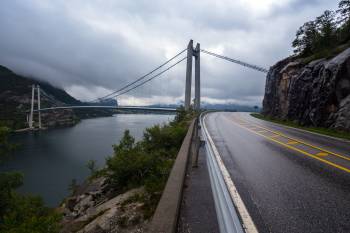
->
292, 0, 350, 61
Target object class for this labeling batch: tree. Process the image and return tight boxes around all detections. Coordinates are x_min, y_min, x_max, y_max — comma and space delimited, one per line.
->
315, 10, 337, 48
86, 159, 97, 175
292, 21, 319, 56
338, 0, 350, 22
68, 179, 79, 195
338, 0, 350, 42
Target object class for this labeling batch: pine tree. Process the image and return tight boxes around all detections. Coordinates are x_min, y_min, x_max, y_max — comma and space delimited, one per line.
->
315, 10, 337, 49
292, 21, 319, 56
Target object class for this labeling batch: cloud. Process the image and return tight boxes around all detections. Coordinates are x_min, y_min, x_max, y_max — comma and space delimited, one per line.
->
0, 0, 340, 106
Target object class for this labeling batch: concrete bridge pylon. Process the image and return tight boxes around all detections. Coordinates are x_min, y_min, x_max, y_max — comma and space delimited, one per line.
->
29, 84, 42, 129
185, 40, 201, 111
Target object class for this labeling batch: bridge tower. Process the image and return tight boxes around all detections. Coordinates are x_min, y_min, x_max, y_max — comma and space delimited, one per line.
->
29, 84, 35, 129
185, 40, 201, 111
28, 85, 42, 129
194, 43, 200, 111
37, 85, 42, 129
185, 40, 193, 111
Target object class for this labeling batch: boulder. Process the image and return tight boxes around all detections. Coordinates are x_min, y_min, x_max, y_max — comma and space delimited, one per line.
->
60, 183, 147, 233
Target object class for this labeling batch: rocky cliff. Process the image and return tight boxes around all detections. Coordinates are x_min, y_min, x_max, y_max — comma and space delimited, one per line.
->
262, 48, 350, 132
59, 176, 148, 233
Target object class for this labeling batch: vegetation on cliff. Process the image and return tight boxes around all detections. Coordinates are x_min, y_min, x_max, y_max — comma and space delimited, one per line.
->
292, 0, 350, 60
60, 108, 196, 232
108, 108, 193, 211
106, 107, 194, 216
0, 108, 195, 232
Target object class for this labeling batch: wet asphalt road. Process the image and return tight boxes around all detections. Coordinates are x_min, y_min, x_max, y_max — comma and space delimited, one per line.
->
204, 112, 350, 233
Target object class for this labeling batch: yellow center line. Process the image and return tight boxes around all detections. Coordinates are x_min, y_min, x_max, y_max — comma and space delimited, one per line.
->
237, 119, 350, 162
232, 120, 350, 173
287, 141, 299, 145
316, 152, 328, 157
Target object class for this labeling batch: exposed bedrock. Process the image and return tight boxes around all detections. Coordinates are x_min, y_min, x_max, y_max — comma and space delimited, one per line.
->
262, 48, 350, 132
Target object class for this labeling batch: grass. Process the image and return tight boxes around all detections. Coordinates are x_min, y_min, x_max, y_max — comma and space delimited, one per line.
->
250, 113, 350, 141
299, 42, 350, 65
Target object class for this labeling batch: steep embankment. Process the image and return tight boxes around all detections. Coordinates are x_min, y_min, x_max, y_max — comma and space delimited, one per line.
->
262, 48, 350, 132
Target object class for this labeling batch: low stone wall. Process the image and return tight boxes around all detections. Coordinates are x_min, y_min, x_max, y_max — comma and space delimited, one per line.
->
148, 118, 197, 233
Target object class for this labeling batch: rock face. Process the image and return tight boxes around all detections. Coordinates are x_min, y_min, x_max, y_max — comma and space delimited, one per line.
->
59, 177, 148, 233
262, 48, 350, 132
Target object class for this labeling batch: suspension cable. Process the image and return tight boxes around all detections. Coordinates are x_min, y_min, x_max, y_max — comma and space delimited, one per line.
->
201, 49, 269, 73
90, 48, 187, 102
40, 89, 62, 106
113, 56, 187, 98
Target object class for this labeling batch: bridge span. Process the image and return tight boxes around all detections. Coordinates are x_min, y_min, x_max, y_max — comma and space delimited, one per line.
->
34, 105, 177, 112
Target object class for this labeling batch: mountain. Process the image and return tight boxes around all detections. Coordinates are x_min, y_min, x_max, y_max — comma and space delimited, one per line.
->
0, 66, 81, 105
262, 47, 350, 132
0, 65, 113, 129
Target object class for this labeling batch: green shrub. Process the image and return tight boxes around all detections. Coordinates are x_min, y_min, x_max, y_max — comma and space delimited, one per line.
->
106, 108, 195, 218
0, 193, 61, 233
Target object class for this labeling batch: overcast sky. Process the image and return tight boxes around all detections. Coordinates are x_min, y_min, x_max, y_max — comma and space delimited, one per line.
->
0, 0, 339, 106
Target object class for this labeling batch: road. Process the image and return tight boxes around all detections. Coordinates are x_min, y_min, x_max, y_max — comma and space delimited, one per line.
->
204, 112, 350, 233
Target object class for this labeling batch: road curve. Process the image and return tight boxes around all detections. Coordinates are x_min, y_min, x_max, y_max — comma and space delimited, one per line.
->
204, 112, 350, 233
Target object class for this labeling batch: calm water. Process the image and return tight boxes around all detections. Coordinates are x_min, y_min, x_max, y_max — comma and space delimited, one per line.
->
1, 114, 175, 206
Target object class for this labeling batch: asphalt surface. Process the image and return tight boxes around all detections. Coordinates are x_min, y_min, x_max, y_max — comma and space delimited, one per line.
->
178, 128, 220, 233
204, 112, 350, 233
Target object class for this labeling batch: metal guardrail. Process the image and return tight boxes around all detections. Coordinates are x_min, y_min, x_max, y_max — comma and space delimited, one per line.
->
200, 112, 258, 233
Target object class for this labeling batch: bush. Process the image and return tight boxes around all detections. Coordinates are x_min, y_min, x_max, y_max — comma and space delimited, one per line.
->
0, 194, 61, 233
106, 108, 195, 217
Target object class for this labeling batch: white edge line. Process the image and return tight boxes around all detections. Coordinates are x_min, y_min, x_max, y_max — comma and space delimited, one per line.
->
202, 113, 259, 233
249, 113, 350, 143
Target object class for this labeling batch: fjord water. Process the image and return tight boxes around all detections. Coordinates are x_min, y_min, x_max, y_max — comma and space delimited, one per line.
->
1, 114, 175, 206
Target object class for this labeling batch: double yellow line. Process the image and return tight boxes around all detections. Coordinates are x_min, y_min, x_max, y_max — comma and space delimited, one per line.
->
232, 118, 350, 173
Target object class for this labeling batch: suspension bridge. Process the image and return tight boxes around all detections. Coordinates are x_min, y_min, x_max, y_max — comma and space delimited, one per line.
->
27, 40, 268, 129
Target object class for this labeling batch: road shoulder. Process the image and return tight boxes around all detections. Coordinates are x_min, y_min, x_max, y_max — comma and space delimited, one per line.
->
177, 135, 219, 233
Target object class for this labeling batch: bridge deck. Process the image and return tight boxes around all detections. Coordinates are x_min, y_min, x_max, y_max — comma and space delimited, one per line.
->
34, 106, 177, 112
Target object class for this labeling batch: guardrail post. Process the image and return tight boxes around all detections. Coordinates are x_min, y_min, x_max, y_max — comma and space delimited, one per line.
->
192, 117, 200, 168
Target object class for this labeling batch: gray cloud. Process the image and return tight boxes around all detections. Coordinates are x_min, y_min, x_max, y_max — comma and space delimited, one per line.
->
0, 0, 340, 106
